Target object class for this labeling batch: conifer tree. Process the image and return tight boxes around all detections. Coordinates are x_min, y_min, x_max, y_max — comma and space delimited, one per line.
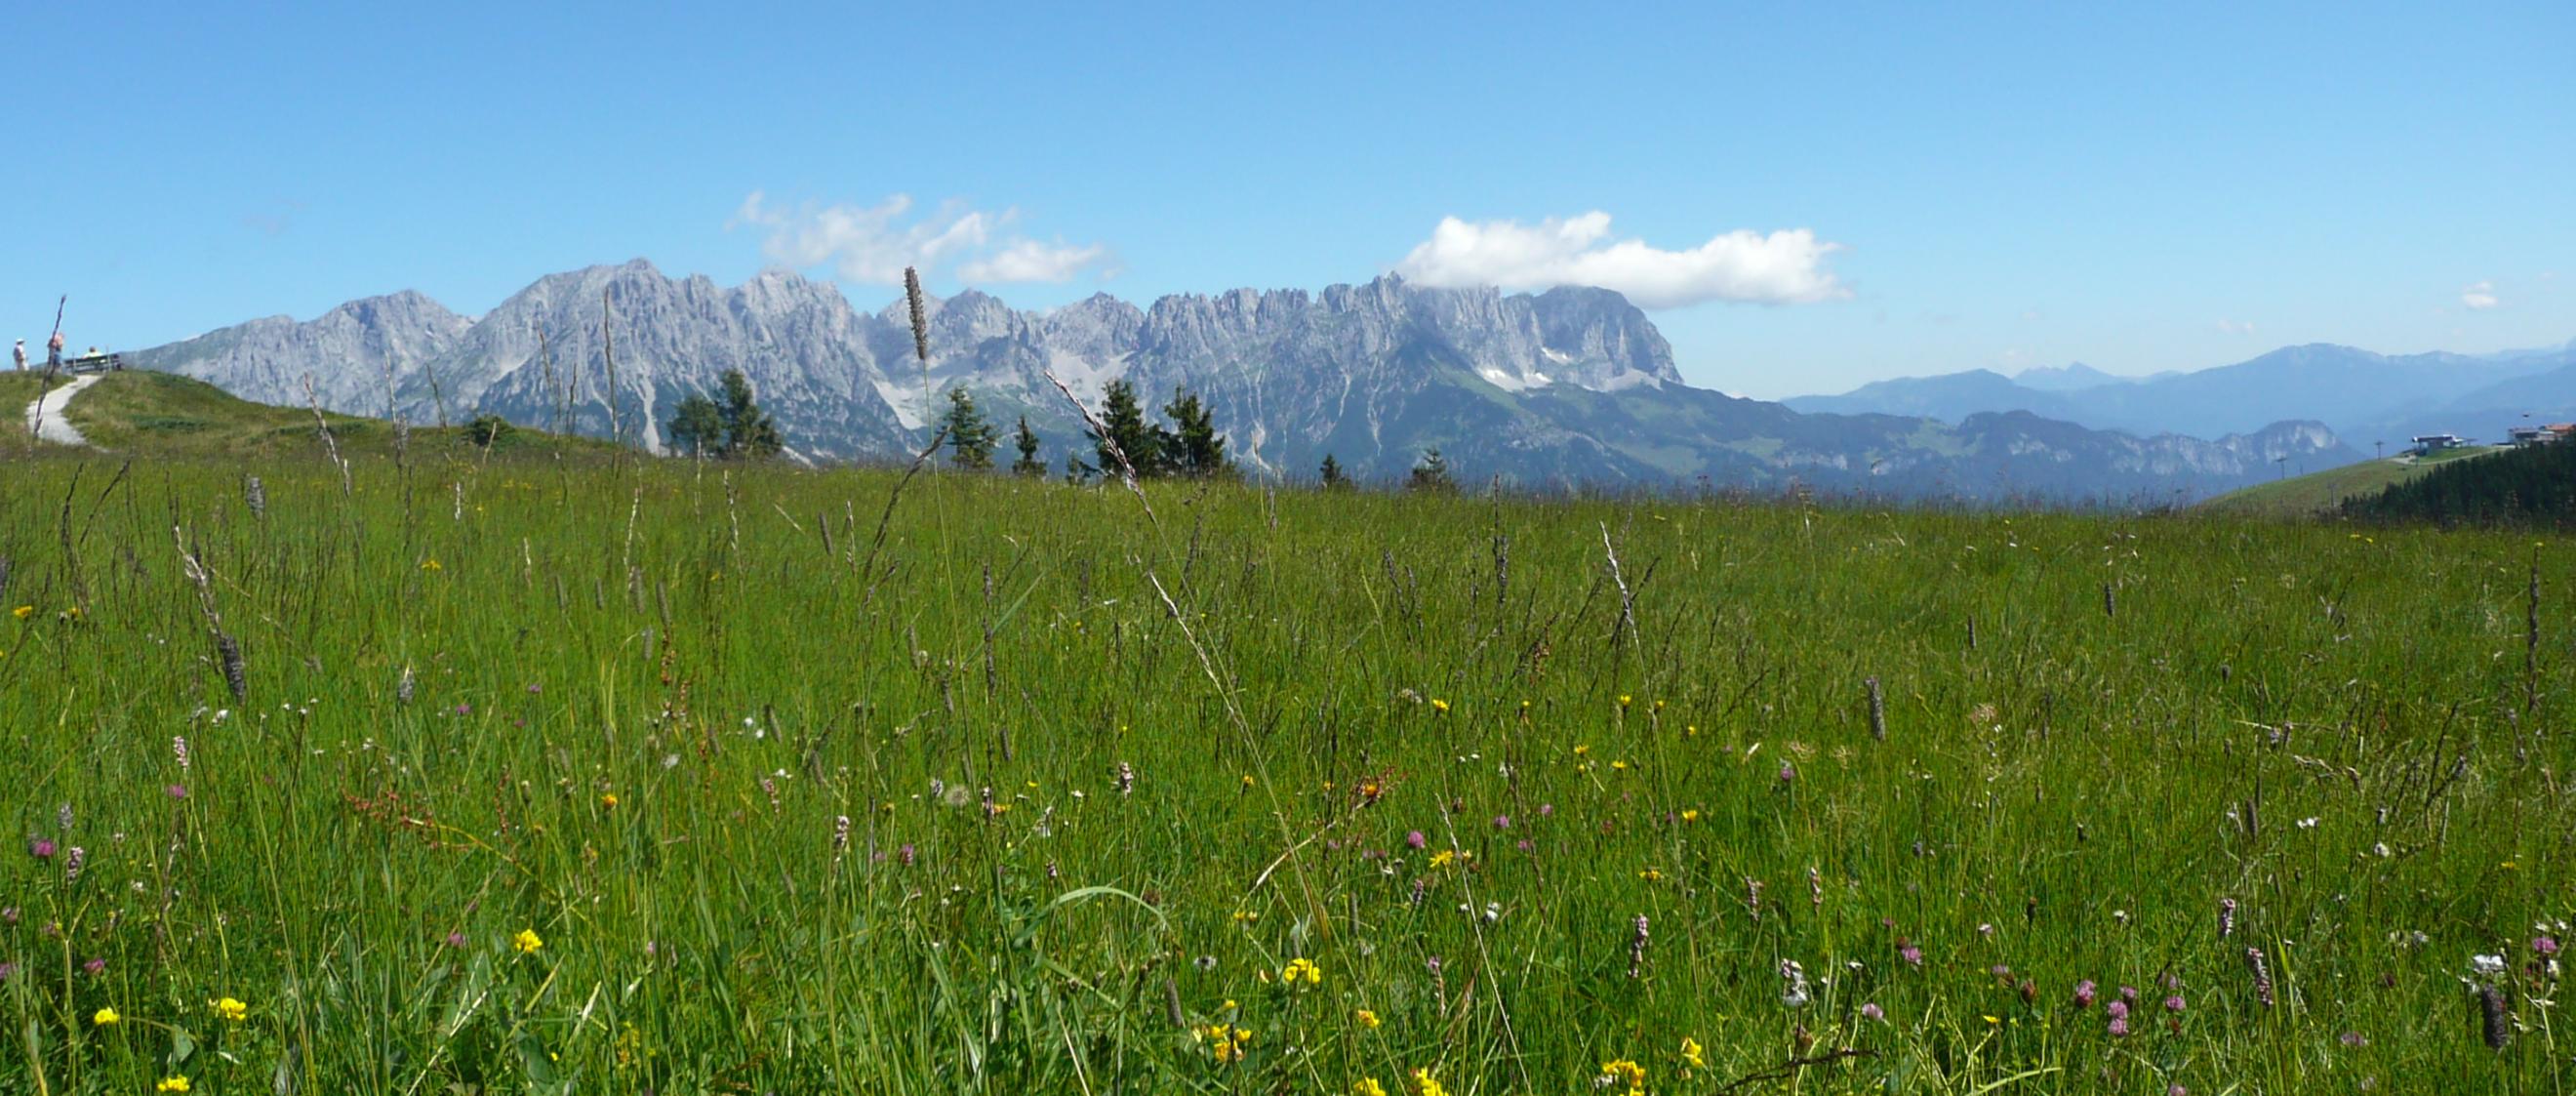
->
1161, 387, 1233, 477
1407, 447, 1456, 493
1011, 415, 1046, 476
716, 370, 782, 459
938, 386, 1000, 469
1092, 380, 1170, 479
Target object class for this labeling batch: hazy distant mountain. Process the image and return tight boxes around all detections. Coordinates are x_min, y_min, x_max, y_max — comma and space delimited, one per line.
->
1789, 342, 2575, 442
131, 261, 2354, 501
2012, 362, 2138, 392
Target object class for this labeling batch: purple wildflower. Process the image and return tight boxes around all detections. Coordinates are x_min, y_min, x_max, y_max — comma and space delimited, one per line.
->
1492, 814, 1510, 831
2164, 995, 2186, 1014
27, 838, 54, 860
2073, 980, 2099, 1008
1860, 1001, 1884, 1022
82, 957, 105, 977
2107, 999, 2130, 1021
2537, 936, 2561, 957
1406, 831, 1427, 850
1777, 762, 1796, 784
166, 785, 187, 799
2108, 1016, 2131, 1037
1900, 943, 1924, 968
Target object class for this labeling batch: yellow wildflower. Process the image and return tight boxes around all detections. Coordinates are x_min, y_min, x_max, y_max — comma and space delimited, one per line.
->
1429, 698, 1449, 714
1230, 910, 1259, 924
1241, 774, 1256, 789
512, 928, 543, 954
1429, 849, 1457, 869
1638, 868, 1664, 881
1680, 809, 1701, 823
1355, 1007, 1381, 1029
1354, 1079, 1388, 1096
92, 1007, 120, 1026
1600, 1059, 1647, 1095
157, 1078, 191, 1094
1412, 1067, 1448, 1096
1617, 694, 1632, 709
599, 792, 620, 809
210, 996, 248, 1023
10, 605, 32, 620
1199, 1023, 1249, 1063
419, 558, 442, 571
1282, 957, 1322, 987
1680, 1035, 1706, 1070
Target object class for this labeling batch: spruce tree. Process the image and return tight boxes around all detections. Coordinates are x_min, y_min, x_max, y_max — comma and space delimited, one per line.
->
1160, 388, 1233, 477
1407, 447, 1456, 493
939, 386, 1000, 469
715, 371, 782, 459
1011, 415, 1046, 476
1093, 380, 1170, 479
1319, 452, 1348, 490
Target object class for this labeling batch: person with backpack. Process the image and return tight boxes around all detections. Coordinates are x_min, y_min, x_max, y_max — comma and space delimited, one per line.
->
11, 339, 23, 371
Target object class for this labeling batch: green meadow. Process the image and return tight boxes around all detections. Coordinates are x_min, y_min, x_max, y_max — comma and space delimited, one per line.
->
0, 449, 2567, 1094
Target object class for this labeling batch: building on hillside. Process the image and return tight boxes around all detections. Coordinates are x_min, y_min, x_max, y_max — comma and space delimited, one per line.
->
2506, 424, 2574, 448
2409, 433, 2468, 455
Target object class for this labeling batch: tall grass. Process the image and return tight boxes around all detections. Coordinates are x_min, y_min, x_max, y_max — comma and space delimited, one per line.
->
0, 452, 2566, 1094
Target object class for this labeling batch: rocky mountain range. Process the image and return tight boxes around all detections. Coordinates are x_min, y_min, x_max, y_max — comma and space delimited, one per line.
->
130, 260, 2355, 501
1787, 341, 2576, 449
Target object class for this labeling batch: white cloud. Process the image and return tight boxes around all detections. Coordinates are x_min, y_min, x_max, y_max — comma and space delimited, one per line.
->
1393, 212, 1849, 308
2461, 280, 2499, 310
959, 239, 1112, 283
730, 191, 1111, 285
2216, 318, 2257, 335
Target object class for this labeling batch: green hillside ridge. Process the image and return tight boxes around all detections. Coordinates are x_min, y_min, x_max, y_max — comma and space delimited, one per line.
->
2197, 445, 2500, 517
2343, 436, 2576, 527
6, 369, 615, 460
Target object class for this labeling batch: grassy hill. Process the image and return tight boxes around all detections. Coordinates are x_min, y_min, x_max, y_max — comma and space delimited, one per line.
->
4, 369, 616, 460
2196, 445, 2500, 517
0, 452, 2565, 1092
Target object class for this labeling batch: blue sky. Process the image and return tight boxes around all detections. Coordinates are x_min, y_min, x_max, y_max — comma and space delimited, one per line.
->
10, 2, 2569, 397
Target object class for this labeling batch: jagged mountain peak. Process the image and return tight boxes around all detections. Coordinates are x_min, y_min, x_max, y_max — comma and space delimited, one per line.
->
133, 259, 2375, 500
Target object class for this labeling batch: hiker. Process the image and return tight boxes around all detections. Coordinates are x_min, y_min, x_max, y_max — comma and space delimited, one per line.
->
47, 331, 63, 369
10, 339, 22, 371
